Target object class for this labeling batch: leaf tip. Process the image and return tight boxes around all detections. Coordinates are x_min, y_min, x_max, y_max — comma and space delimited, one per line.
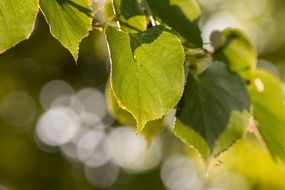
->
136, 121, 146, 134
71, 50, 79, 62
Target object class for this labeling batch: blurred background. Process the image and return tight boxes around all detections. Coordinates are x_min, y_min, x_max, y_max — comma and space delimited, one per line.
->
0, 0, 285, 189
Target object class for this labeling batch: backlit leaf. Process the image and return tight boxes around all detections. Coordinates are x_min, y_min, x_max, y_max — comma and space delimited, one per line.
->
105, 25, 185, 132
105, 82, 166, 142
0, 0, 39, 53
40, 0, 93, 60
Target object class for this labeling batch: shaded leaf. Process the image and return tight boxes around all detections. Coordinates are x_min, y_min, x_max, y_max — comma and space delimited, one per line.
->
174, 62, 250, 161
249, 69, 285, 161
112, 0, 147, 32
40, 0, 93, 60
105, 25, 185, 132
0, 0, 39, 53
146, 0, 202, 48
211, 28, 257, 82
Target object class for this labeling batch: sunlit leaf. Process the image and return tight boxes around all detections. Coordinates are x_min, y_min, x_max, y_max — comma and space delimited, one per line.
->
211, 28, 257, 82
249, 69, 285, 161
146, 0, 202, 48
106, 81, 137, 126
174, 62, 250, 161
105, 82, 166, 142
105, 25, 185, 132
39, 0, 93, 60
0, 0, 39, 53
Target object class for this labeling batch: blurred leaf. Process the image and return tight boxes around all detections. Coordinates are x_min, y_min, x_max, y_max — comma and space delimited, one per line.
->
0, 0, 39, 53
186, 48, 212, 76
39, 0, 93, 60
212, 28, 257, 82
146, 0, 202, 48
104, 0, 116, 23
174, 62, 250, 161
105, 25, 184, 132
249, 69, 285, 161
221, 139, 285, 190
106, 0, 147, 33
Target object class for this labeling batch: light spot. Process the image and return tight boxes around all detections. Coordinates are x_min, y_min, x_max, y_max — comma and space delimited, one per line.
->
202, 12, 242, 44
85, 162, 119, 188
36, 106, 80, 146
76, 130, 105, 162
85, 139, 111, 168
107, 127, 161, 173
247, 117, 257, 133
75, 88, 107, 123
40, 80, 74, 110
160, 155, 203, 190
254, 78, 264, 92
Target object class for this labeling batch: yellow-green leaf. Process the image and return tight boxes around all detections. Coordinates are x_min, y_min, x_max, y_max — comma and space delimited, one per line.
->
0, 0, 39, 53
249, 69, 285, 161
39, 0, 93, 60
212, 28, 257, 82
105, 82, 166, 142
105, 25, 185, 132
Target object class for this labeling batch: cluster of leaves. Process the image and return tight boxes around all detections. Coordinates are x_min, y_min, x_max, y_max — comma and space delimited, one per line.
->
1, 0, 285, 164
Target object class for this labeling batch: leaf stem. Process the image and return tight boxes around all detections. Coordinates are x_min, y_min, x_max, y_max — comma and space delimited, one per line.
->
111, 0, 121, 29
142, 0, 157, 26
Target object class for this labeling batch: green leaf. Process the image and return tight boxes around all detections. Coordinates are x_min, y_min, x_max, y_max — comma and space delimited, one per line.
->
109, 0, 147, 33
211, 28, 257, 82
0, 0, 39, 53
105, 25, 185, 132
249, 70, 285, 161
105, 82, 166, 142
186, 49, 212, 76
39, 0, 93, 60
105, 81, 137, 126
174, 62, 250, 161
146, 0, 202, 48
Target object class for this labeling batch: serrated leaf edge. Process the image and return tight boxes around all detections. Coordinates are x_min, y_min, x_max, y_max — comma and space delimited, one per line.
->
39, 0, 93, 61
0, 0, 40, 54
105, 25, 186, 133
